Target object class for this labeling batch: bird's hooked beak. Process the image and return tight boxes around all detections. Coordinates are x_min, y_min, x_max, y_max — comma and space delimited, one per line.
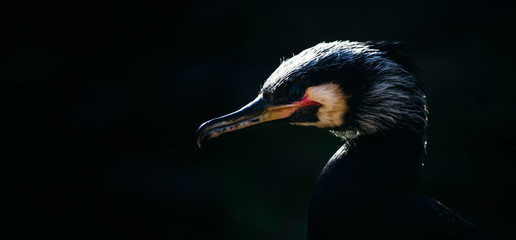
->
196, 94, 320, 148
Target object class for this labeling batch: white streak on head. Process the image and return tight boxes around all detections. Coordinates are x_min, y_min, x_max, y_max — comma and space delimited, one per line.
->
354, 60, 427, 135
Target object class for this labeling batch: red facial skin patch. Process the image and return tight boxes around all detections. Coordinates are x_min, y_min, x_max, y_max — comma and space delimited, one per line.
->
297, 95, 322, 107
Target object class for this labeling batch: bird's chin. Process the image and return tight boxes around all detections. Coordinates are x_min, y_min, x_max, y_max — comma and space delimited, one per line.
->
290, 122, 319, 127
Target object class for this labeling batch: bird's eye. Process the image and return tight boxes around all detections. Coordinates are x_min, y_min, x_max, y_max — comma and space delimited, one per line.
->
289, 84, 304, 101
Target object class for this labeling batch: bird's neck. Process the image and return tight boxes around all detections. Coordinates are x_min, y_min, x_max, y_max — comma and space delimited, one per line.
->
308, 129, 425, 236
316, 128, 425, 198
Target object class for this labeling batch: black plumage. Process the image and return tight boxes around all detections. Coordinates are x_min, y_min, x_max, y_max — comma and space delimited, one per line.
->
308, 129, 486, 239
197, 41, 488, 239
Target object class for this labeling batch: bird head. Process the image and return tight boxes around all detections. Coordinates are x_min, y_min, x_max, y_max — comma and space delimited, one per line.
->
197, 41, 427, 148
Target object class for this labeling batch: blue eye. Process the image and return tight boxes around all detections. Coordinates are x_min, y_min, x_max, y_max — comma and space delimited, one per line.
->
289, 84, 304, 100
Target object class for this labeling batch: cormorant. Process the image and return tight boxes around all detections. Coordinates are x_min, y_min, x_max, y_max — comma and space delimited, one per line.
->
196, 41, 488, 239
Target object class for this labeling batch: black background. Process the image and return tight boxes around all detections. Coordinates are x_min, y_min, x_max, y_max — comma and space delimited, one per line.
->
3, 0, 515, 239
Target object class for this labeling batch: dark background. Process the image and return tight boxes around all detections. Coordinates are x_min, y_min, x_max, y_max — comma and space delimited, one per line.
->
3, 0, 515, 239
